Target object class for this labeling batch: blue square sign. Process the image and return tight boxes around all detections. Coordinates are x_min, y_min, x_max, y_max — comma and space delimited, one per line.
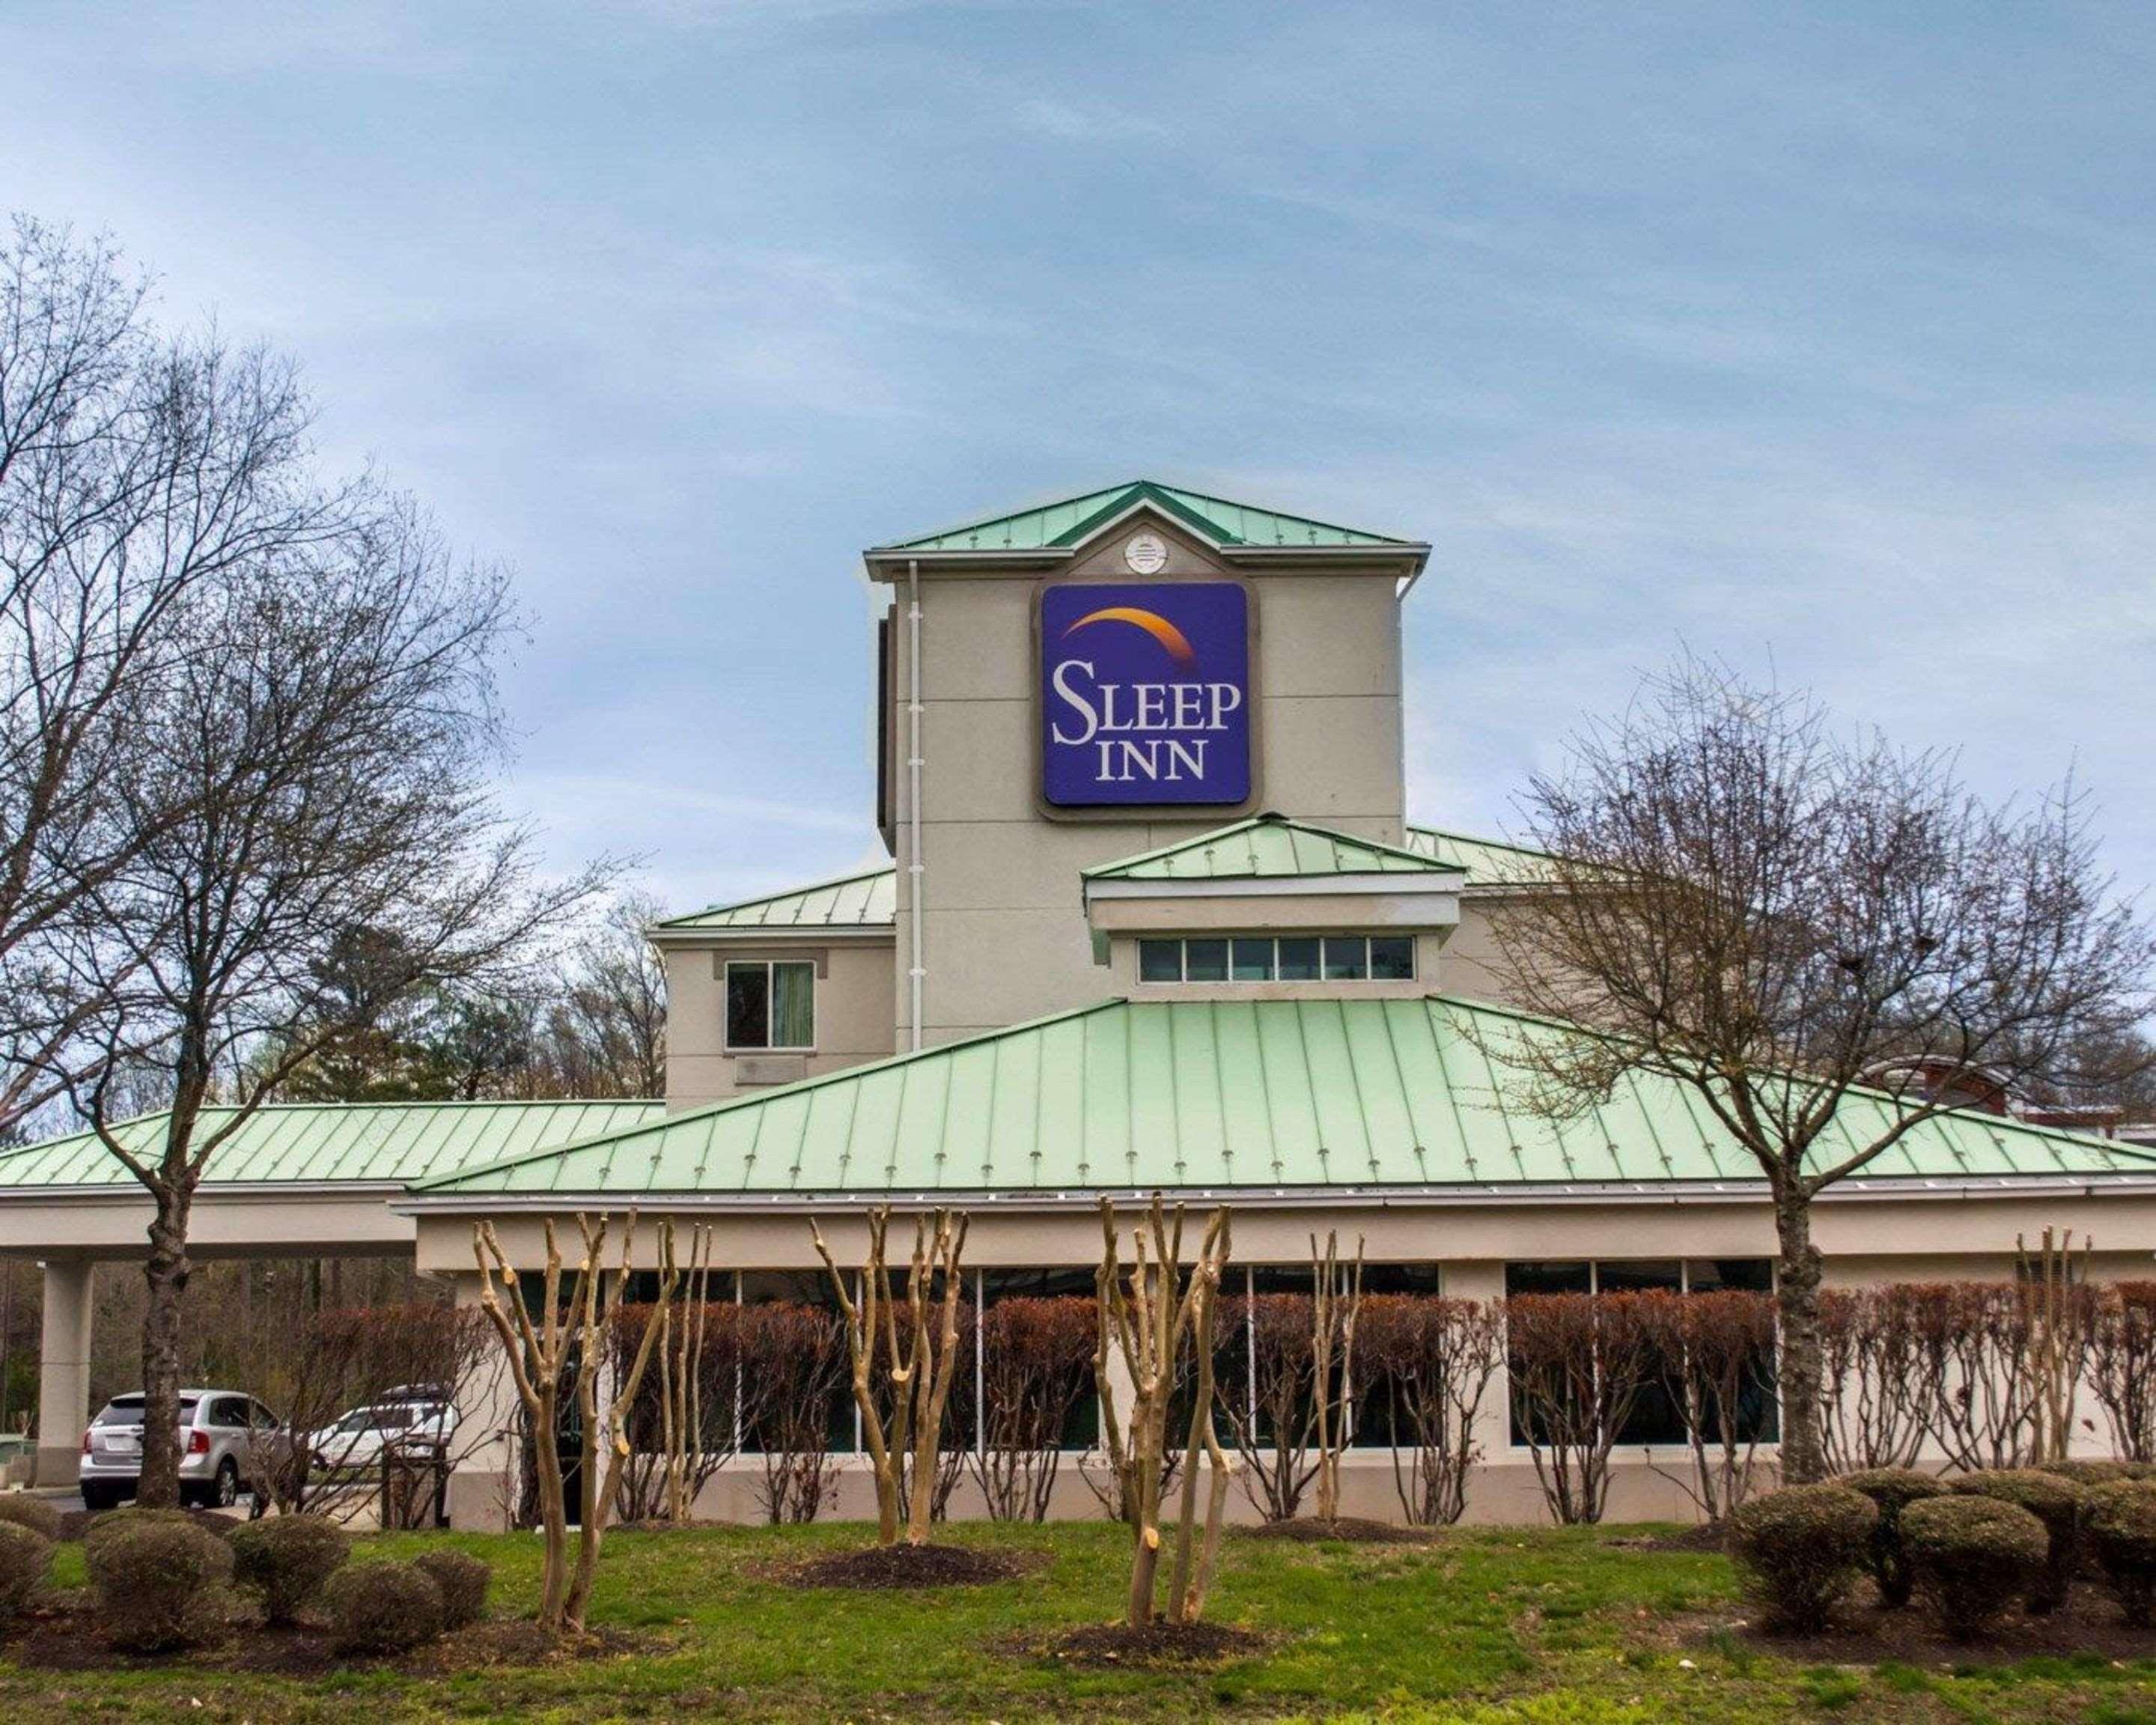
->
1040, 582, 1252, 807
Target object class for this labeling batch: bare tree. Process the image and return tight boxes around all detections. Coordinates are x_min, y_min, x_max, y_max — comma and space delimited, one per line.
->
811, 1206, 969, 1548
1094, 1196, 1234, 1630
544, 892, 666, 1098
0, 218, 350, 1128
1490, 656, 2153, 1482
45, 493, 609, 1507
1309, 1232, 1364, 1524
473, 1214, 675, 1639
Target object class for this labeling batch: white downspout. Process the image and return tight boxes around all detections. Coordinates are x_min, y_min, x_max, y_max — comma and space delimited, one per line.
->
906, 557, 925, 1051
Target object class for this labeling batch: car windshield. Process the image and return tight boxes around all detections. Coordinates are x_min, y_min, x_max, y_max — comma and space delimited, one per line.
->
95, 1396, 198, 1425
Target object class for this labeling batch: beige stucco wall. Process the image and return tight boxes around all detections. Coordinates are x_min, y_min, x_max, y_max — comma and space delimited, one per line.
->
662, 937, 897, 1109
886, 510, 1413, 1046
430, 1190, 2156, 1531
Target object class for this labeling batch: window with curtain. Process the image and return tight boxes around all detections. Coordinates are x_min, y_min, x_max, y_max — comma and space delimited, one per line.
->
725, 960, 816, 1049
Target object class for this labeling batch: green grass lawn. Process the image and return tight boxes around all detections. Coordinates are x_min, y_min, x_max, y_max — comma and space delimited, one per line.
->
6, 1520, 2155, 1723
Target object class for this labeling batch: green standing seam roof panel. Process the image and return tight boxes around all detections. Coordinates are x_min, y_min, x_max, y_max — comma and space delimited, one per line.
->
656, 867, 897, 932
1085, 815, 1466, 883
0, 1099, 664, 1190
412, 996, 2153, 1199
1404, 825, 1562, 885
875, 481, 1416, 555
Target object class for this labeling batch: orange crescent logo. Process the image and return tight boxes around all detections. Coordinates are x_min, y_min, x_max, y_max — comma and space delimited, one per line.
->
1062, 606, 1198, 669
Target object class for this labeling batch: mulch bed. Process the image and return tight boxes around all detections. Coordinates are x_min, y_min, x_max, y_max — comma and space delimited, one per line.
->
0, 1598, 651, 1676
780, 1542, 1041, 1590
1243, 1516, 1443, 1545
1700, 1584, 2156, 1667
1031, 1619, 1272, 1669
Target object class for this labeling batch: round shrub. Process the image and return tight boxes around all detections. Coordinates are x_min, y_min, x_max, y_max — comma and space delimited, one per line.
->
0, 1495, 62, 1542
86, 1519, 234, 1652
1840, 1468, 1945, 1608
1901, 1494, 2048, 1640
322, 1561, 445, 1655
1948, 1470, 2089, 1613
2086, 1479, 2156, 1627
411, 1549, 490, 1630
0, 1523, 51, 1616
84, 1506, 227, 1560
230, 1515, 350, 1625
1727, 1483, 1879, 1633
2042, 1458, 2135, 1488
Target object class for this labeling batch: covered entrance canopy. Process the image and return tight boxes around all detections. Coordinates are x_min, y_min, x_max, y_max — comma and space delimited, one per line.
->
0, 1098, 659, 1486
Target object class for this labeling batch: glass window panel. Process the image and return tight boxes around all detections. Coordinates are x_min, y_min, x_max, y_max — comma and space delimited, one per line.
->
1322, 937, 1368, 980
1686, 1259, 1773, 1294
1231, 937, 1275, 981
1276, 937, 1321, 980
1184, 937, 1228, 982
1139, 939, 1184, 982
1360, 1262, 1443, 1297
771, 961, 815, 1047
1368, 935, 1415, 979
1506, 1262, 1591, 1297
725, 964, 769, 1048
1595, 1261, 1683, 1294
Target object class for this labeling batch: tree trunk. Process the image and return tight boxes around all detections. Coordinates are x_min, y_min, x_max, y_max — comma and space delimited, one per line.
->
137, 1193, 193, 1508
1772, 1180, 1827, 1485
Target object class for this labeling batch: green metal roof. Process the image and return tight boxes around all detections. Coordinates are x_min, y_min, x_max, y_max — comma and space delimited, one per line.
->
1405, 825, 1560, 886
0, 1099, 663, 1190
1085, 815, 1465, 883
874, 481, 1416, 555
409, 996, 2151, 1200
655, 866, 896, 934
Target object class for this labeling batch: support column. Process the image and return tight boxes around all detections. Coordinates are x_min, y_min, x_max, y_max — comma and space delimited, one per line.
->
35, 1259, 94, 1489
446, 1271, 519, 1531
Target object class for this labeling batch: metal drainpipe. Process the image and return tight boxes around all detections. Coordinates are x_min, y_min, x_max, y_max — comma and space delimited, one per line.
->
907, 557, 925, 1051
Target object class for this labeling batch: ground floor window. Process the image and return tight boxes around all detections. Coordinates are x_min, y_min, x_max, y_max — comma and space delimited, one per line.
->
1504, 1259, 1777, 1446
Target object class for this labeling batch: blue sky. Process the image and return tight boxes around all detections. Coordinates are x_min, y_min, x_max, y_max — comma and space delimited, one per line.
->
7, 2, 2153, 916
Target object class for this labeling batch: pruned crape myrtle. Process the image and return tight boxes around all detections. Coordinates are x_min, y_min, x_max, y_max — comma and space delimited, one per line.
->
811, 1205, 970, 1548
1093, 1196, 1234, 1630
1488, 654, 2154, 1485
472, 1212, 677, 1638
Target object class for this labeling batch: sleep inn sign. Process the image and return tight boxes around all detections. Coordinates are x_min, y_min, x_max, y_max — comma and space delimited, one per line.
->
1040, 579, 1251, 806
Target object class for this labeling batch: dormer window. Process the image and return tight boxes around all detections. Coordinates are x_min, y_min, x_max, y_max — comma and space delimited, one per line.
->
1137, 934, 1414, 985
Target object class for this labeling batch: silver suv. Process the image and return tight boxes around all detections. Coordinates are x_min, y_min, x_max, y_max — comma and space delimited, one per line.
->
79, 1390, 278, 1511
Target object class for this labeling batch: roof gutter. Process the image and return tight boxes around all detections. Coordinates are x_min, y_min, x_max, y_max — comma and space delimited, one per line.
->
394, 1172, 2156, 1217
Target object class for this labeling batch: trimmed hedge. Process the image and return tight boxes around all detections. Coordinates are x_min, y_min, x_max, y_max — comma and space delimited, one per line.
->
2087, 1480, 2156, 1627
411, 1549, 490, 1630
0, 1496, 62, 1542
1727, 1484, 1878, 1633
322, 1562, 445, 1655
86, 1519, 234, 1652
1901, 1494, 2048, 1640
0, 1523, 50, 1617
230, 1515, 350, 1625
1839, 1468, 1944, 1608
1948, 1470, 2089, 1614
84, 1506, 228, 1560
2042, 1458, 2136, 1488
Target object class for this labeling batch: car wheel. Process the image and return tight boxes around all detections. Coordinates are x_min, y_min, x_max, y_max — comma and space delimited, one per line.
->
79, 1482, 120, 1512
211, 1457, 240, 1509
